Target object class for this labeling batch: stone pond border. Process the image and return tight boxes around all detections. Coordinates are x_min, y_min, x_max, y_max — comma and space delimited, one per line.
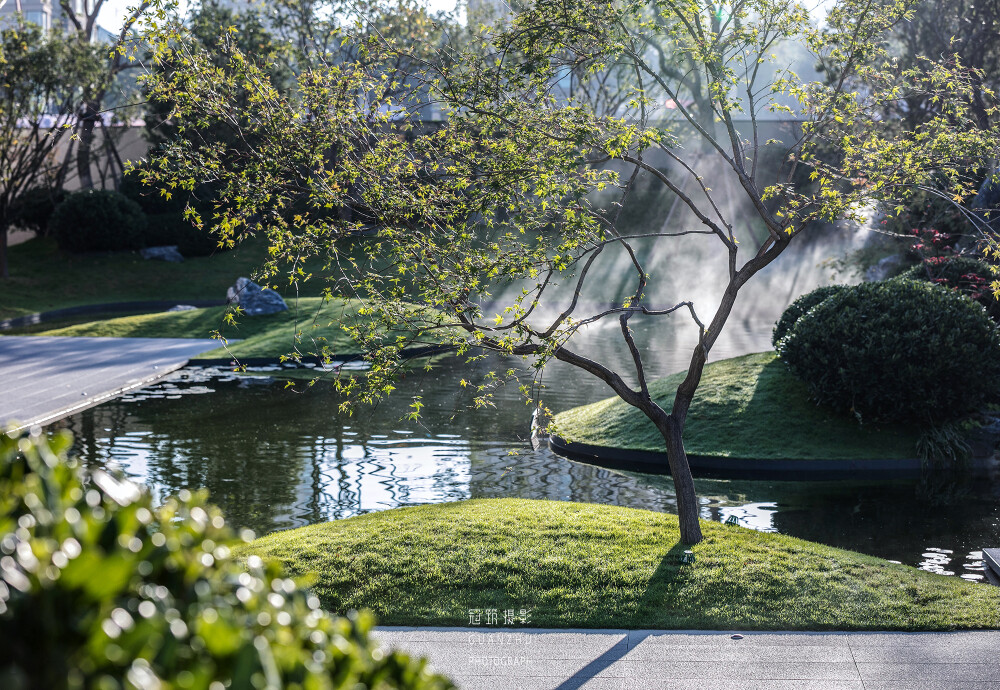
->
549, 434, 944, 480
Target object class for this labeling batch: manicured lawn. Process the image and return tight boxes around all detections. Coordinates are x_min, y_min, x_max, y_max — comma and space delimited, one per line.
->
0, 236, 329, 321
552, 352, 921, 460
240, 499, 1000, 630
31, 297, 449, 361
35, 298, 355, 359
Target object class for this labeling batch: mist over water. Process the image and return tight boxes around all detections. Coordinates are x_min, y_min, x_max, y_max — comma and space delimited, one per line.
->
486, 147, 872, 386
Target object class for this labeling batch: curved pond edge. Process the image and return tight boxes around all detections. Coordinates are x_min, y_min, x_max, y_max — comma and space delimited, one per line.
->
548, 434, 999, 480
187, 344, 453, 367
0, 300, 226, 332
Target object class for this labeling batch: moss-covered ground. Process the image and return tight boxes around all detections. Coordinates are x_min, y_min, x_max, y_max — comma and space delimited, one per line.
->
241, 498, 1000, 630
552, 352, 921, 461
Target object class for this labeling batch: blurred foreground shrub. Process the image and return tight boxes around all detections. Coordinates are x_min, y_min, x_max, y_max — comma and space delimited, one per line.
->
0, 430, 452, 690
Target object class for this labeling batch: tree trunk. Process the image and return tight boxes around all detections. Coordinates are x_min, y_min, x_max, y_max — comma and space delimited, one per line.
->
650, 409, 703, 544
76, 98, 100, 190
1, 223, 8, 280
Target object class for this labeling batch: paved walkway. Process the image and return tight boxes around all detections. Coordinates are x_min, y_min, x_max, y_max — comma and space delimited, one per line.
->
374, 628, 1000, 689
0, 336, 219, 430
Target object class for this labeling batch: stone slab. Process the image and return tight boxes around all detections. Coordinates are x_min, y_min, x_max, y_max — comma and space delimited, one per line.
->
375, 628, 1000, 690
0, 336, 220, 430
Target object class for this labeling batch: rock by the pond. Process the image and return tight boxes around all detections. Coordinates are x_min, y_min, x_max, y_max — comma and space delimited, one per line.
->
168, 304, 198, 312
864, 253, 905, 282
226, 277, 288, 316
140, 245, 184, 263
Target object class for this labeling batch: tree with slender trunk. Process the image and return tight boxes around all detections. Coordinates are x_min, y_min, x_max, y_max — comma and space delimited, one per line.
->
0, 20, 102, 278
136, 0, 998, 544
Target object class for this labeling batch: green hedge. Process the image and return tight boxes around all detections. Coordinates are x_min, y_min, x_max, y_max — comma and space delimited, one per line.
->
120, 173, 224, 256
9, 187, 66, 236
771, 284, 849, 347
0, 430, 453, 690
775, 280, 1000, 424
50, 190, 146, 253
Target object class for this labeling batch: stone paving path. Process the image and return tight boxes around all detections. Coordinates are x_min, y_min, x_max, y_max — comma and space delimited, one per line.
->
374, 627, 1000, 689
0, 336, 219, 430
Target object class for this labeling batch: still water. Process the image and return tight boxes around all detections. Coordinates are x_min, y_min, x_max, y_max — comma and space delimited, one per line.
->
53, 354, 1000, 584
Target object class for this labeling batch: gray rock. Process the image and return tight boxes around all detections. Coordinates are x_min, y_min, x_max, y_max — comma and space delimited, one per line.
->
226, 277, 288, 316
864, 253, 905, 282
140, 245, 184, 263
167, 304, 198, 312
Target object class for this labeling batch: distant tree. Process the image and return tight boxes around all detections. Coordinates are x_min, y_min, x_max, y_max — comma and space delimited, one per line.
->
0, 19, 102, 278
57, 0, 149, 190
137, 0, 998, 544
886, 0, 1000, 131
143, 0, 295, 150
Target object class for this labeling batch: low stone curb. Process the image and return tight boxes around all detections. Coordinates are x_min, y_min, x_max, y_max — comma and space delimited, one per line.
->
187, 344, 454, 367
548, 434, 933, 480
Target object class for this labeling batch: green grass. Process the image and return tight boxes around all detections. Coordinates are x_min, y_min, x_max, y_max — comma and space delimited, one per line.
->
33, 298, 362, 359
553, 351, 921, 461
0, 236, 329, 321
31, 297, 450, 361
241, 498, 1000, 630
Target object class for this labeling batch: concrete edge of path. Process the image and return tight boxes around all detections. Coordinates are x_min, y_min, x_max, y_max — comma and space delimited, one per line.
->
374, 626, 1000, 637
7, 359, 191, 432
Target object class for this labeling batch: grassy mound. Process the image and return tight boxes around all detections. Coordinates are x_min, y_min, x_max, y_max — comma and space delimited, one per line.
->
552, 352, 920, 461
38, 297, 364, 359
241, 499, 999, 630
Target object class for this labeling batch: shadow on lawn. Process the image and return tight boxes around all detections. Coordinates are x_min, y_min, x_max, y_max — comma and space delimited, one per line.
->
550, 542, 691, 688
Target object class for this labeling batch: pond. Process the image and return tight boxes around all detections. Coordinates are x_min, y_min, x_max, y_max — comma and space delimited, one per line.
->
52, 352, 1000, 584
45, 220, 1000, 584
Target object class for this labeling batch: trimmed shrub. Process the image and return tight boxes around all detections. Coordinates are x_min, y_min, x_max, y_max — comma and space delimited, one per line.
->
0, 430, 453, 690
771, 285, 849, 347
119, 171, 186, 216
9, 186, 66, 236
775, 280, 1000, 424
50, 189, 146, 253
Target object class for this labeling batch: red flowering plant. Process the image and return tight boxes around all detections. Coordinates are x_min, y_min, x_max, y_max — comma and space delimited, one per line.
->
897, 227, 1000, 319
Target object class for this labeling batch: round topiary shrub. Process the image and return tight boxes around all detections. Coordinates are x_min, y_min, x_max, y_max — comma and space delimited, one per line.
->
0, 430, 453, 689
50, 189, 147, 253
771, 284, 849, 348
775, 279, 1000, 424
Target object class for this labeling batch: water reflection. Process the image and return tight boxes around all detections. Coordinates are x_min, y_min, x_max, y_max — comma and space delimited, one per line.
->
53, 359, 1000, 582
